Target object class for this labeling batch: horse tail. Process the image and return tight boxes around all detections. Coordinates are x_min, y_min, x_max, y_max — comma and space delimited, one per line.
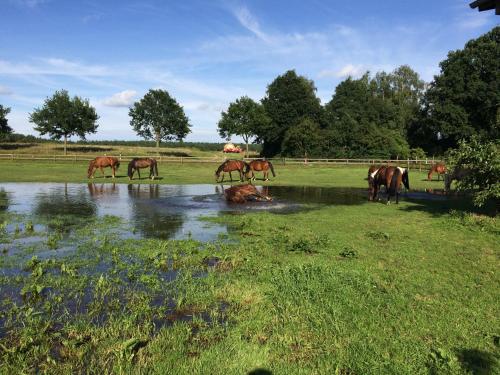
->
268, 161, 276, 177
388, 168, 402, 197
127, 159, 135, 178
87, 159, 96, 177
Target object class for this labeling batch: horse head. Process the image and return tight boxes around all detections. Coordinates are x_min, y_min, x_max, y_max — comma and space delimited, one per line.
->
215, 162, 225, 181
402, 169, 410, 190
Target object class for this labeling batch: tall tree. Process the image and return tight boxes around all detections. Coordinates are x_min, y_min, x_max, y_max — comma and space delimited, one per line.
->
30, 90, 99, 155
409, 26, 500, 153
260, 70, 322, 157
218, 96, 270, 157
281, 118, 323, 159
129, 89, 191, 152
0, 105, 13, 137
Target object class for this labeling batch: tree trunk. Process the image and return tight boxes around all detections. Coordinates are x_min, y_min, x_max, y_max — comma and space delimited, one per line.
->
64, 134, 67, 156
156, 134, 160, 155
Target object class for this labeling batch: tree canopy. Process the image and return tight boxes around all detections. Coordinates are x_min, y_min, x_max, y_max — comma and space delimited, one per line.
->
217, 96, 270, 157
260, 70, 322, 157
29, 90, 99, 155
409, 26, 500, 153
129, 89, 191, 150
0, 105, 13, 137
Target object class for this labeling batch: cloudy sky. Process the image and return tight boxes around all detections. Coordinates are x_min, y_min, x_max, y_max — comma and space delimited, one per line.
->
0, 0, 497, 142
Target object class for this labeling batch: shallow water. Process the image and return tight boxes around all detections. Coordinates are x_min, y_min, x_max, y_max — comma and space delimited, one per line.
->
0, 183, 457, 242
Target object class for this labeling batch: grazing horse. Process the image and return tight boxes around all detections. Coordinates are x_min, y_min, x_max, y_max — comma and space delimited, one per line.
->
87, 156, 120, 179
128, 158, 159, 180
428, 163, 447, 181
444, 167, 470, 192
245, 159, 276, 181
215, 160, 248, 183
369, 166, 409, 204
224, 184, 272, 203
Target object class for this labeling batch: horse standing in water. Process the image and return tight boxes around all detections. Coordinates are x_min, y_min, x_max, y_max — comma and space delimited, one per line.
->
128, 158, 159, 180
87, 156, 120, 179
428, 163, 447, 181
215, 160, 248, 183
245, 159, 276, 181
368, 166, 410, 204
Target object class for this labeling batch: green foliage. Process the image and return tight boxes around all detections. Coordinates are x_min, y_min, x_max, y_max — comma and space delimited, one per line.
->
0, 104, 13, 137
261, 70, 322, 156
281, 118, 323, 158
29, 90, 99, 143
447, 137, 499, 207
410, 26, 500, 153
129, 89, 191, 148
217, 96, 270, 156
323, 68, 420, 158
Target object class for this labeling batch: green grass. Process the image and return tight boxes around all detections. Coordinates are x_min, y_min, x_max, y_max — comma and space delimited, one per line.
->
0, 164, 498, 374
0, 160, 448, 190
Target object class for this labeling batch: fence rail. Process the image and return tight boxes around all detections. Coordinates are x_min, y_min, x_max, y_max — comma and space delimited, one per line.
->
0, 153, 443, 169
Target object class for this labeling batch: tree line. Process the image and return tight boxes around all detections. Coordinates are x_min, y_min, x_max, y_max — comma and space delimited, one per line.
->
219, 26, 499, 159
0, 26, 498, 159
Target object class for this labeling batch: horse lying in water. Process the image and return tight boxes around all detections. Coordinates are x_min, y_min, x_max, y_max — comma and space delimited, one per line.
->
87, 156, 120, 179
368, 166, 409, 204
128, 158, 158, 180
224, 184, 272, 203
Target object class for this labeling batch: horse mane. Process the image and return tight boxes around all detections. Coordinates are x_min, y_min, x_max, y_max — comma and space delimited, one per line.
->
87, 159, 96, 176
215, 160, 228, 175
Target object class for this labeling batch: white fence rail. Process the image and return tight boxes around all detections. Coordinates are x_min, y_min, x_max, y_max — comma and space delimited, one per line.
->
0, 153, 443, 170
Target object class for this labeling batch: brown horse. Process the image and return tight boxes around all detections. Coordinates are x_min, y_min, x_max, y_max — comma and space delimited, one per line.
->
87, 156, 120, 179
128, 158, 159, 180
444, 167, 470, 192
245, 159, 276, 181
224, 184, 272, 203
369, 166, 410, 204
215, 160, 248, 183
428, 163, 447, 181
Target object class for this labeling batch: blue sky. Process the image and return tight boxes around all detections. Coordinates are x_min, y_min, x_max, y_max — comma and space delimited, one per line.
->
0, 0, 497, 142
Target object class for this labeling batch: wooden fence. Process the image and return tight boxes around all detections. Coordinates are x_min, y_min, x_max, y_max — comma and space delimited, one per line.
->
0, 153, 443, 171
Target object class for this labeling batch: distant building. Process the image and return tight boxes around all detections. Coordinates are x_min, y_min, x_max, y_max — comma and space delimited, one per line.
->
469, 0, 500, 15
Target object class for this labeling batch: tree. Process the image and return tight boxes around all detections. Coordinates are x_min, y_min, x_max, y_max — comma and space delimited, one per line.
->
281, 118, 323, 159
323, 72, 411, 158
218, 96, 270, 157
260, 70, 322, 157
129, 89, 191, 152
30, 90, 99, 155
447, 137, 499, 208
0, 105, 13, 137
409, 26, 500, 153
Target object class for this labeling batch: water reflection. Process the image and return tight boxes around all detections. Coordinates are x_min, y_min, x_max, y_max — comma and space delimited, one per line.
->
34, 183, 97, 218
87, 183, 118, 197
0, 188, 9, 212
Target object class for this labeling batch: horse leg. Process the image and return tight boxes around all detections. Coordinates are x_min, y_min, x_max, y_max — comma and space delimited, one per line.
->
137, 168, 141, 180
100, 166, 105, 178
229, 171, 233, 181
112, 165, 115, 178
264, 171, 269, 181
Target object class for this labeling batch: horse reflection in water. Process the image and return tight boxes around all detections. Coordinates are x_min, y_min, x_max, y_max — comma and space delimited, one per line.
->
127, 183, 160, 199
224, 184, 272, 203
87, 183, 118, 197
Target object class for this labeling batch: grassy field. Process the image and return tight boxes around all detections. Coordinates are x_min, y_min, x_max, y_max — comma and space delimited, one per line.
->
0, 141, 258, 159
1, 159, 448, 189
0, 162, 498, 374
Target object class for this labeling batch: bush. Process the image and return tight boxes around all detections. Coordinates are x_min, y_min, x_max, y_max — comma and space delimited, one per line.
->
447, 137, 499, 207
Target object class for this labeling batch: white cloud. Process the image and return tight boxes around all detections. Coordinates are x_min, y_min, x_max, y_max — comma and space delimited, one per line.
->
233, 6, 270, 42
335, 64, 364, 78
102, 90, 137, 107
0, 85, 13, 95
